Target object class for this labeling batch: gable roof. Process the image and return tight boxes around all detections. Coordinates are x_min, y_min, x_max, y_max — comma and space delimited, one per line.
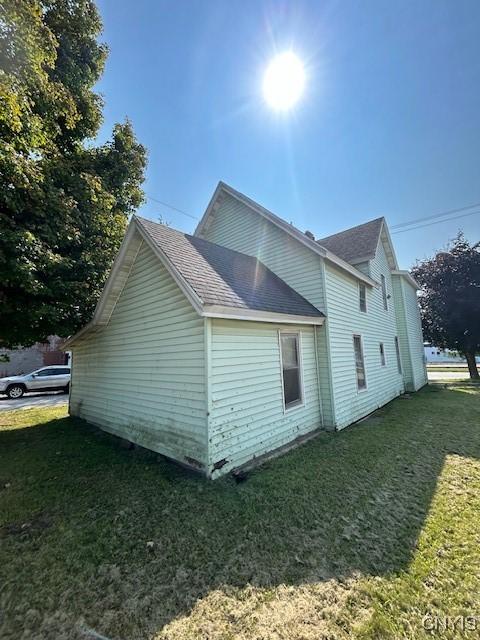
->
64, 216, 326, 348
135, 217, 324, 319
316, 217, 385, 264
195, 182, 377, 287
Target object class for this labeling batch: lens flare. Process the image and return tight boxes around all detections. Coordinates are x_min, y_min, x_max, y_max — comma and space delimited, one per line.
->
263, 52, 306, 110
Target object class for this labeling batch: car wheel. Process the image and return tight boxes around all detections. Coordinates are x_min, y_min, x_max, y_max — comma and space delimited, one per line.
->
63, 383, 70, 394
7, 384, 25, 399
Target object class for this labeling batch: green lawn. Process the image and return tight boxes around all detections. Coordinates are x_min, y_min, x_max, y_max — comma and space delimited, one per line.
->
1, 383, 480, 640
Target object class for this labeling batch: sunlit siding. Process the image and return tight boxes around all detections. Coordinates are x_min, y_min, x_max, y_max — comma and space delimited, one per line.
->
403, 281, 428, 389
200, 194, 333, 426
325, 242, 404, 429
69, 241, 207, 468
392, 275, 427, 391
208, 319, 322, 476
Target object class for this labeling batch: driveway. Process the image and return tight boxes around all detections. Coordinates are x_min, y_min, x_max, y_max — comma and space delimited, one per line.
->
0, 391, 68, 411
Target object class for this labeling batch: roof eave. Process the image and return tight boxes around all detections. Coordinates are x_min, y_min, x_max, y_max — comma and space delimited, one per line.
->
202, 304, 325, 325
391, 270, 421, 290
195, 182, 377, 288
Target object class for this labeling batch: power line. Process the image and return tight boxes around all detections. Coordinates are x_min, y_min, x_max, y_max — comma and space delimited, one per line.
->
391, 201, 480, 230
391, 209, 480, 234
145, 193, 199, 221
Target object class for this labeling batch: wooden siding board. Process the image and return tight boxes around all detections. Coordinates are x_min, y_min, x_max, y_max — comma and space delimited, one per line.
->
208, 319, 321, 476
392, 276, 427, 391
70, 241, 208, 467
200, 194, 333, 427
324, 242, 405, 429
402, 280, 428, 390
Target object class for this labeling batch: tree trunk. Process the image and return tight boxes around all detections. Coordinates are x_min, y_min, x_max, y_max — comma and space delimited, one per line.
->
465, 351, 480, 379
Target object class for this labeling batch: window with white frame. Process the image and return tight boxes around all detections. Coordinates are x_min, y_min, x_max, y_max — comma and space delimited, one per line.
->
353, 335, 367, 390
379, 342, 386, 366
279, 332, 303, 409
359, 283, 367, 312
381, 274, 388, 310
394, 336, 402, 373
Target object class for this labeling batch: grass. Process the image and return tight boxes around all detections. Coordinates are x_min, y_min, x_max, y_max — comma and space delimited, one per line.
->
1, 383, 480, 640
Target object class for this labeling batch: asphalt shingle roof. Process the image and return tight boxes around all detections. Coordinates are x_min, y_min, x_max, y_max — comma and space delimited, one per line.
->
136, 217, 324, 319
316, 217, 384, 264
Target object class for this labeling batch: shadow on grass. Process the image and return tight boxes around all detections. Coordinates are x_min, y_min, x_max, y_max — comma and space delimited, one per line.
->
0, 382, 479, 639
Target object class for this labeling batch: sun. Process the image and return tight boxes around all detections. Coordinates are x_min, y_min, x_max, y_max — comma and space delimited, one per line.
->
263, 51, 306, 111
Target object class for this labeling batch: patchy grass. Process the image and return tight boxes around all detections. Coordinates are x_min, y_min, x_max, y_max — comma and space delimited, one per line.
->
1, 383, 480, 640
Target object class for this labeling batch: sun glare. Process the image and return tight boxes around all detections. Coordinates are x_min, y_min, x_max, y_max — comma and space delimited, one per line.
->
263, 52, 306, 111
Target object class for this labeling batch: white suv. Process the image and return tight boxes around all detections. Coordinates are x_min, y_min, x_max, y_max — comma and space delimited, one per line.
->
0, 366, 71, 399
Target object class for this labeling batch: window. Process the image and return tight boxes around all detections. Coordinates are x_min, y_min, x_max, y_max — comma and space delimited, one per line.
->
35, 368, 58, 377
280, 333, 303, 409
359, 283, 367, 312
353, 335, 367, 390
381, 274, 388, 310
379, 342, 386, 366
394, 336, 402, 373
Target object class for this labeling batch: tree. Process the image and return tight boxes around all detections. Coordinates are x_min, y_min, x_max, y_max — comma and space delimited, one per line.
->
411, 233, 480, 379
0, 0, 146, 348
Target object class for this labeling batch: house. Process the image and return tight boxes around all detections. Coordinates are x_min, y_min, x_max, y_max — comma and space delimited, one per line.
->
0, 336, 70, 378
423, 343, 479, 364
65, 182, 427, 478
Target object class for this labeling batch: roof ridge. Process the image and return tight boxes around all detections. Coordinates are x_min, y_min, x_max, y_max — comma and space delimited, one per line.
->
316, 216, 385, 244
135, 214, 276, 265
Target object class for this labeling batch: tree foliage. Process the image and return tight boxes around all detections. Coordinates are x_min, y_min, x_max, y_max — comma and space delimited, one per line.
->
0, 0, 146, 347
411, 233, 480, 379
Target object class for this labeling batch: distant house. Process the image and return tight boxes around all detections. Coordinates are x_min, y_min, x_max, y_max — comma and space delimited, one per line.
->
65, 182, 427, 478
424, 343, 479, 364
0, 336, 69, 378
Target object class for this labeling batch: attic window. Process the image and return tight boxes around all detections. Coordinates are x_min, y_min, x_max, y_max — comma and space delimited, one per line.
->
359, 283, 367, 312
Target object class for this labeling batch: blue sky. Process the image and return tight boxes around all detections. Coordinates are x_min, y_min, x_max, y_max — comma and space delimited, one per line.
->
95, 0, 480, 268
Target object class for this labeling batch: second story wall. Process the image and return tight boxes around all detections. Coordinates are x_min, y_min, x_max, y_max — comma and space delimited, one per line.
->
325, 240, 404, 428
199, 194, 326, 312
199, 193, 335, 425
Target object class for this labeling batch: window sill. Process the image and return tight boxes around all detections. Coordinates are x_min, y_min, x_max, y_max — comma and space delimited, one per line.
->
284, 400, 305, 413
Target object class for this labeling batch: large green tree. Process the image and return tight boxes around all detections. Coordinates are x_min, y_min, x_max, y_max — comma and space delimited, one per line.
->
0, 0, 146, 347
411, 233, 480, 379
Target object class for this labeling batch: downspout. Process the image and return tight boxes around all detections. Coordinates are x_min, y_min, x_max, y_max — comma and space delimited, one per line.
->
313, 325, 325, 429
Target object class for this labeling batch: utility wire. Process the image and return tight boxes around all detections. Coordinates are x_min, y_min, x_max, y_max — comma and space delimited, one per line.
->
391, 209, 480, 234
391, 201, 480, 230
145, 193, 199, 220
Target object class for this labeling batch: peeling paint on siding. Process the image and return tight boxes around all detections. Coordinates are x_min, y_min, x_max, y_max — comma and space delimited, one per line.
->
69, 242, 208, 467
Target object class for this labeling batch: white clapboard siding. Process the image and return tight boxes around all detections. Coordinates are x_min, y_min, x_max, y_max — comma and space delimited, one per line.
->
208, 319, 322, 476
324, 240, 405, 429
70, 241, 207, 468
200, 194, 334, 426
392, 275, 428, 391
